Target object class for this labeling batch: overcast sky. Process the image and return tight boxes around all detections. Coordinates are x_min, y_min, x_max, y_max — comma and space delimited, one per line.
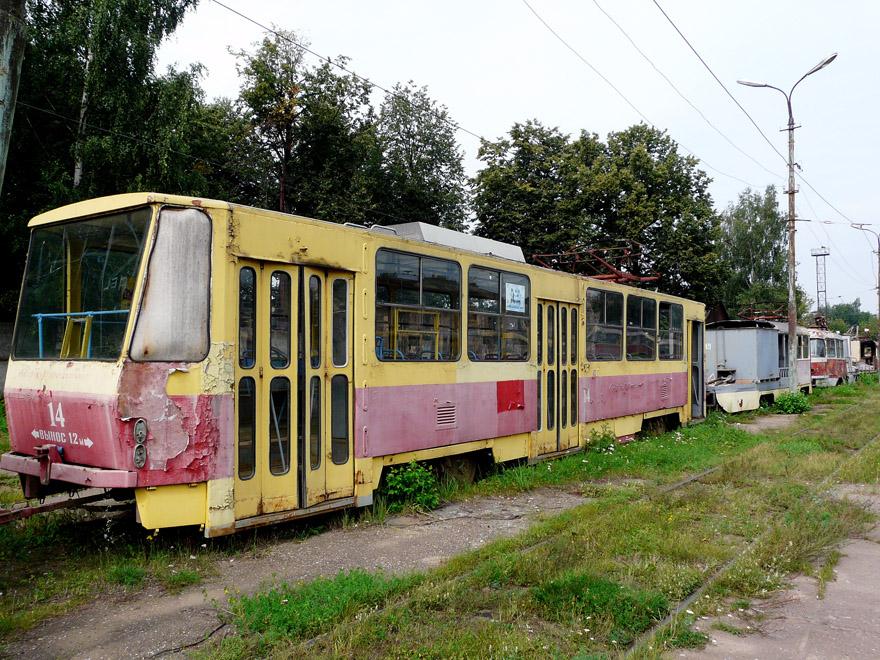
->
157, 0, 880, 317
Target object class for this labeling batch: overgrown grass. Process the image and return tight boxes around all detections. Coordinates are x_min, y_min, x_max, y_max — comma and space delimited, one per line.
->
199, 380, 880, 659
5, 381, 880, 657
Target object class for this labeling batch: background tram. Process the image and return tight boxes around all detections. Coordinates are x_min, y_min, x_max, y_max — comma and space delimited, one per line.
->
808, 327, 854, 387
705, 319, 811, 413
1, 193, 704, 536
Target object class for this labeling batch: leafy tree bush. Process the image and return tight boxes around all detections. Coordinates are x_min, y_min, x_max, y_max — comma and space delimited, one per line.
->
774, 392, 812, 414
383, 461, 440, 513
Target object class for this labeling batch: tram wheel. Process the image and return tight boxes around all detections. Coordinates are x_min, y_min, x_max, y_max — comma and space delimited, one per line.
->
437, 455, 479, 484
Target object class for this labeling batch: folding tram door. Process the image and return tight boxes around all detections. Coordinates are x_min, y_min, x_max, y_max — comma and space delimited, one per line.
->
690, 320, 704, 420
535, 299, 580, 455
234, 261, 355, 520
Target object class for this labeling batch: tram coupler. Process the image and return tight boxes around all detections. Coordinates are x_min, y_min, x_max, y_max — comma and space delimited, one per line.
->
35, 444, 63, 489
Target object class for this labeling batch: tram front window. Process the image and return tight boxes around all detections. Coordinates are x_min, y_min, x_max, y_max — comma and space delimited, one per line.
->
13, 208, 152, 360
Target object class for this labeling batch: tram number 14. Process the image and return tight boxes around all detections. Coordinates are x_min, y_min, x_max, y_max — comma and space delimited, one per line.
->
48, 402, 66, 428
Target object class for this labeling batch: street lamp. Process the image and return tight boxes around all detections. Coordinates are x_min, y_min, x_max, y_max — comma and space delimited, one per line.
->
738, 52, 837, 393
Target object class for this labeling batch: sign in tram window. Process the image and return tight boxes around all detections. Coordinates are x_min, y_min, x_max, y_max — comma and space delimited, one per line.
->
467, 266, 530, 361
658, 302, 683, 360
626, 295, 656, 361
376, 249, 461, 361
585, 289, 623, 361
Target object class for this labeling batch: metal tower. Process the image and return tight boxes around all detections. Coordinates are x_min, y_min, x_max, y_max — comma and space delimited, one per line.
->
811, 246, 830, 312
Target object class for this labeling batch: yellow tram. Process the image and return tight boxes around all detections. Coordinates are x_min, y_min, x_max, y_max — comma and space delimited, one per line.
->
1, 194, 705, 536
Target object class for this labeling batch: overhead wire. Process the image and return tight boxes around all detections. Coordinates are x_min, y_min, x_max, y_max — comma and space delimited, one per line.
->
647, 0, 875, 304
649, 0, 788, 167
519, 0, 758, 189
592, 0, 783, 184
211, 0, 487, 145
797, 188, 873, 287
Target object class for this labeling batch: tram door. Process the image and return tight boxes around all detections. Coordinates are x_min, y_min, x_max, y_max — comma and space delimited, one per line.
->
302, 267, 355, 507
234, 262, 355, 520
690, 320, 704, 420
536, 300, 580, 455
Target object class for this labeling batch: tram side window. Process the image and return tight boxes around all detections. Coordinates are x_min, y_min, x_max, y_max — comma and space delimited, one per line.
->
375, 249, 460, 361
467, 267, 530, 361
658, 302, 683, 360
626, 295, 656, 361
239, 268, 256, 368
237, 377, 256, 480
827, 339, 838, 359
585, 288, 623, 361
131, 208, 211, 362
798, 335, 809, 359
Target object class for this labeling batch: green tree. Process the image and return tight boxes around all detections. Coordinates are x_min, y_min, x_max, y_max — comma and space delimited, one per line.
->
288, 60, 378, 225
0, 0, 201, 318
824, 298, 876, 334
587, 124, 723, 301
717, 186, 788, 310
232, 28, 308, 213
474, 122, 723, 303
233, 32, 379, 223
473, 120, 584, 261
374, 83, 469, 230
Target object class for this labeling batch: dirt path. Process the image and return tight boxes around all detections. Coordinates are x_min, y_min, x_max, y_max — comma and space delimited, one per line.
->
1, 488, 588, 660
675, 486, 880, 660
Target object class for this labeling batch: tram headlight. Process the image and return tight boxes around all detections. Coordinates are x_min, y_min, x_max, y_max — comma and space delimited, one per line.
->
133, 419, 148, 444
133, 443, 147, 469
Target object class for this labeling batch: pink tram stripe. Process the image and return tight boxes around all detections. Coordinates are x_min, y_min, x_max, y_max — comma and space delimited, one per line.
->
354, 371, 688, 458
354, 379, 538, 459
580, 372, 688, 423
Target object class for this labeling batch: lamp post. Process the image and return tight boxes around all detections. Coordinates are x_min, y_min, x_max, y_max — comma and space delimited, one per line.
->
851, 223, 880, 371
738, 52, 837, 393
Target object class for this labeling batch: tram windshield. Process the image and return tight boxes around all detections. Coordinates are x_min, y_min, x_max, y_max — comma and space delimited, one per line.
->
13, 207, 152, 360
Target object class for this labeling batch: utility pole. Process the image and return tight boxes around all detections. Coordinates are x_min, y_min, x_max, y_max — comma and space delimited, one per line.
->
0, 0, 26, 197
738, 52, 837, 393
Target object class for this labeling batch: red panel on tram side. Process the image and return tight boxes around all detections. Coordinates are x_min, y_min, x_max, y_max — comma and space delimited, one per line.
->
354, 379, 537, 459
579, 371, 688, 423
496, 379, 525, 413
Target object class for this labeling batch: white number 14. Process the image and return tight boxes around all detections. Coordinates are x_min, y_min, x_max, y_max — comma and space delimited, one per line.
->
48, 402, 66, 428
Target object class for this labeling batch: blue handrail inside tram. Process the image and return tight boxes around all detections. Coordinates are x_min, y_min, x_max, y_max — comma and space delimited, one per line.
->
34, 310, 130, 359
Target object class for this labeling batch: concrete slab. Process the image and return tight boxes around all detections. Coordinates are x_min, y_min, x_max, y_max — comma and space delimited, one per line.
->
675, 491, 880, 660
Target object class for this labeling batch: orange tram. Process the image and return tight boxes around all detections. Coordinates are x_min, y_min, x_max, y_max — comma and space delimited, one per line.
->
1, 194, 705, 536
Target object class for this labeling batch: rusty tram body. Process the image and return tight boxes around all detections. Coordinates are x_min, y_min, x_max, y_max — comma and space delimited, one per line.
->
1, 194, 705, 536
